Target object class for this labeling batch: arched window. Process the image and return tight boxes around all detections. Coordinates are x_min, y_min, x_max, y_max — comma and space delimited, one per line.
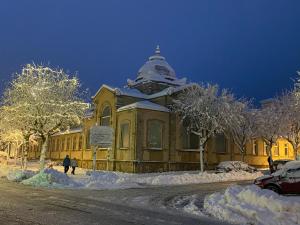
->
147, 120, 163, 149
100, 105, 111, 126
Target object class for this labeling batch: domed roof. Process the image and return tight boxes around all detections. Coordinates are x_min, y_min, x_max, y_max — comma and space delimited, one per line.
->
136, 46, 176, 79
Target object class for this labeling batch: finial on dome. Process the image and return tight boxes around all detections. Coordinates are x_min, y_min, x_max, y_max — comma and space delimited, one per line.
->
155, 45, 160, 55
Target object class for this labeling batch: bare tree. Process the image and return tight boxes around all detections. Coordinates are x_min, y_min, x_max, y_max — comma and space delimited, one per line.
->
279, 91, 300, 160
2, 64, 89, 170
255, 97, 286, 160
226, 100, 256, 162
172, 84, 234, 172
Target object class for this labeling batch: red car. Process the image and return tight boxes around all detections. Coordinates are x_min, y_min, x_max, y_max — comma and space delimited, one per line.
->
254, 161, 300, 194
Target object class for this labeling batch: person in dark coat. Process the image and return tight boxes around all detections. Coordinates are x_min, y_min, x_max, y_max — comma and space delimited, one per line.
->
70, 157, 78, 175
63, 155, 71, 173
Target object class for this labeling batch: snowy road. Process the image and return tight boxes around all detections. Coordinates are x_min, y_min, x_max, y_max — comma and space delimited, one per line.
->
0, 178, 251, 225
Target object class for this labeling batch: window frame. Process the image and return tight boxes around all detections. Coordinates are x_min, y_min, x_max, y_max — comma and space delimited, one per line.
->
119, 121, 130, 149
146, 119, 164, 150
252, 140, 258, 155
100, 104, 112, 127
181, 127, 200, 150
273, 142, 279, 156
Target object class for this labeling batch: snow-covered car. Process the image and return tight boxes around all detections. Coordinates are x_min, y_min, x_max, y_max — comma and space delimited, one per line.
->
215, 161, 257, 173
273, 159, 292, 171
254, 161, 300, 194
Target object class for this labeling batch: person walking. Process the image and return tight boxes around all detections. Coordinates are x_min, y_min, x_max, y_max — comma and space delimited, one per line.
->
63, 155, 71, 173
71, 157, 78, 175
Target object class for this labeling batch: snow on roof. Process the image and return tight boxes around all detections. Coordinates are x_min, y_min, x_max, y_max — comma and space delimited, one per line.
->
117, 101, 170, 112
52, 128, 82, 137
127, 46, 187, 87
93, 83, 197, 101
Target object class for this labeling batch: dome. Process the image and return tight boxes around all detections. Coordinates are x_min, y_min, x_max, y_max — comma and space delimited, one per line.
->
136, 46, 176, 80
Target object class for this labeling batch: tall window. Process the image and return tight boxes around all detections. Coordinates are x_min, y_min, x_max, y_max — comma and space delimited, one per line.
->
182, 128, 199, 149
263, 142, 268, 155
120, 122, 130, 148
61, 139, 65, 151
284, 143, 289, 156
147, 120, 163, 149
252, 140, 258, 155
56, 139, 60, 151
101, 105, 111, 126
66, 138, 71, 150
79, 136, 83, 150
72, 137, 77, 150
273, 143, 279, 156
215, 134, 226, 153
86, 130, 91, 149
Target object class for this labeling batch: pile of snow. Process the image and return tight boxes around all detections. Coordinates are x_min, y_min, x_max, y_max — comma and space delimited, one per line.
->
22, 168, 80, 188
204, 185, 300, 225
7, 169, 36, 182
82, 170, 262, 189
216, 161, 257, 173
85, 171, 140, 189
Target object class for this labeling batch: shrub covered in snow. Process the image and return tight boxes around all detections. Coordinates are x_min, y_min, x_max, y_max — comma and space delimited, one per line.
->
204, 185, 300, 225
22, 168, 80, 188
7, 169, 36, 182
216, 161, 257, 173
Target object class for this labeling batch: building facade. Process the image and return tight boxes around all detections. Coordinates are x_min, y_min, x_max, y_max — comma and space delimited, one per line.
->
26, 47, 297, 172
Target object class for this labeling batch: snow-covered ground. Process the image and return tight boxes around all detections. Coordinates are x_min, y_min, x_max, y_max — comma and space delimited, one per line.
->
178, 185, 300, 225
0, 160, 263, 190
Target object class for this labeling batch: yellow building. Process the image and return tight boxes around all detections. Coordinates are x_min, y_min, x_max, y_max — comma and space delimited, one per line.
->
28, 47, 297, 172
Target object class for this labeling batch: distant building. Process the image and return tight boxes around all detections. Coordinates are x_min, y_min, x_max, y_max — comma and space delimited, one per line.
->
26, 47, 295, 172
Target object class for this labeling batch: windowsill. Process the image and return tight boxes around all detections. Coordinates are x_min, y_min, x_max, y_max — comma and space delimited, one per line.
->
145, 148, 163, 151
178, 149, 200, 152
119, 147, 129, 150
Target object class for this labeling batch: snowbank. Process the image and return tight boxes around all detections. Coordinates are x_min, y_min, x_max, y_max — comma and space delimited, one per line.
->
2, 162, 262, 189
204, 185, 300, 225
7, 169, 36, 182
82, 170, 262, 189
22, 168, 81, 188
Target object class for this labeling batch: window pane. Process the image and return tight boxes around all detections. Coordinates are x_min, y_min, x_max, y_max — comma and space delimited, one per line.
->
101, 106, 111, 126
182, 128, 199, 149
147, 120, 163, 149
120, 123, 130, 148
215, 134, 226, 153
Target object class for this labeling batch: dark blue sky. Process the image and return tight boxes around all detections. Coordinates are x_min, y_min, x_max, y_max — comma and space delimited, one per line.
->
1, 1, 300, 101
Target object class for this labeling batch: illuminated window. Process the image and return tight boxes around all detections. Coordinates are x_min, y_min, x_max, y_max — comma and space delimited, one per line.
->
147, 120, 163, 149
273, 143, 279, 156
284, 143, 289, 156
252, 140, 258, 155
101, 105, 111, 126
120, 122, 130, 148
263, 142, 268, 155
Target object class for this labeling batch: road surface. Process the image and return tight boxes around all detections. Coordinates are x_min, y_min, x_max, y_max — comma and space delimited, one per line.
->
0, 178, 251, 225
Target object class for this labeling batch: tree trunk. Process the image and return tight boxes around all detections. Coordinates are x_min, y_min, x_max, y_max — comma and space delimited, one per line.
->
241, 151, 245, 162
39, 136, 48, 171
199, 144, 204, 173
